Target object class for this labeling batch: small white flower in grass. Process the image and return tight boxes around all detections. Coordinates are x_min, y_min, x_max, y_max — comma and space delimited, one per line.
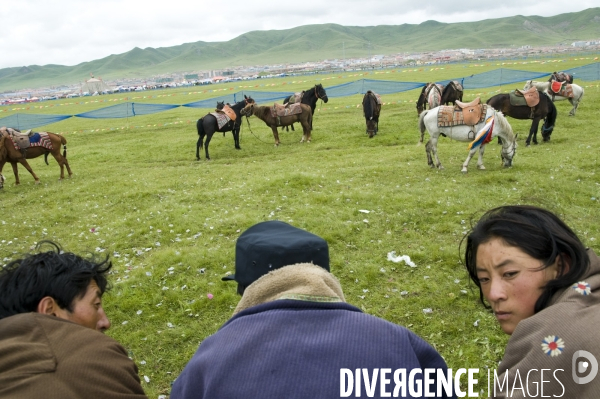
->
155, 242, 161, 247
363, 289, 369, 293
461, 290, 468, 295
474, 320, 480, 327
422, 308, 433, 314
359, 210, 370, 214
400, 291, 408, 296
140, 360, 146, 365
454, 279, 460, 284
363, 219, 369, 223
380, 268, 386, 273
136, 310, 142, 315
122, 321, 128, 325
146, 272, 152, 276
358, 295, 365, 299
95, 247, 105, 253
167, 323, 174, 328
162, 286, 169, 291
143, 376, 150, 383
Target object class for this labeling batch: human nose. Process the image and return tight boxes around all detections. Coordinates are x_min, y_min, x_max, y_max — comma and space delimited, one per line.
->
485, 278, 507, 303
97, 307, 111, 332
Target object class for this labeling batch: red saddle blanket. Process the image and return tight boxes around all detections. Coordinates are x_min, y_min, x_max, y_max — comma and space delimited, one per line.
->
270, 103, 303, 118
437, 104, 487, 127
10, 132, 53, 151
550, 81, 574, 98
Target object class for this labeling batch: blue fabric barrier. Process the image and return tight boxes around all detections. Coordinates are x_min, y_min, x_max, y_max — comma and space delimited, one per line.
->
1, 63, 598, 130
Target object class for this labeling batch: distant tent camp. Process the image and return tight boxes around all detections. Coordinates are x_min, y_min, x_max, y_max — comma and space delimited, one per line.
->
80, 77, 112, 94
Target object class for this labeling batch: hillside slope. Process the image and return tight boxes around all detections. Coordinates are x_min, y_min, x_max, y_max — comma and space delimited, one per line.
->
1, 8, 599, 92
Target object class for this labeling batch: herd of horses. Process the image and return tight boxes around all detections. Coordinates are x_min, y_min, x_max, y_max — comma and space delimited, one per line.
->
0, 71, 587, 188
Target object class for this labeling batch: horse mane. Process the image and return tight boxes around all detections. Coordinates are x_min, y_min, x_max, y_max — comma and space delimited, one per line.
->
493, 109, 515, 142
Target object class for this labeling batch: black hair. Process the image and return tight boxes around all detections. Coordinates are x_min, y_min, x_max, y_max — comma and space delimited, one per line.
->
462, 205, 589, 313
0, 241, 112, 320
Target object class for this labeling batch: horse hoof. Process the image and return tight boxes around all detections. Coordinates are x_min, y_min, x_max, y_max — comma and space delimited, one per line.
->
477, 165, 486, 170
34, 181, 40, 185
461, 169, 468, 174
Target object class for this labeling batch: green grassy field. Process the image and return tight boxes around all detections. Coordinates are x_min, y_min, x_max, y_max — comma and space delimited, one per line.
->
1, 58, 599, 398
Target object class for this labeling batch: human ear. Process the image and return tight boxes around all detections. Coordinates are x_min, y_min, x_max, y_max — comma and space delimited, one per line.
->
37, 296, 60, 315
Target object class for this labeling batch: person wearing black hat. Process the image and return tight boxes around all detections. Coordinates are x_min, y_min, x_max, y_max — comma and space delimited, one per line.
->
171, 221, 453, 399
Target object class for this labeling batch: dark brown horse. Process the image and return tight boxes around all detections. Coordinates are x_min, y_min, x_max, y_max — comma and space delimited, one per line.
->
196, 95, 255, 160
441, 81, 463, 106
548, 71, 574, 84
362, 91, 381, 138
241, 103, 313, 146
0, 128, 72, 185
486, 91, 557, 146
282, 84, 328, 131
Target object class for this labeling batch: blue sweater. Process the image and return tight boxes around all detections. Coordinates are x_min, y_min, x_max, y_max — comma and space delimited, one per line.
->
171, 300, 453, 399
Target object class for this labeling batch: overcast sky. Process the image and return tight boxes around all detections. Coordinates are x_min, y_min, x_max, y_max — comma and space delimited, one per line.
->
0, 1, 596, 69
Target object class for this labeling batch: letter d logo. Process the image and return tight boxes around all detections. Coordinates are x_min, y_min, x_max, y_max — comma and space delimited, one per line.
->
572, 350, 598, 384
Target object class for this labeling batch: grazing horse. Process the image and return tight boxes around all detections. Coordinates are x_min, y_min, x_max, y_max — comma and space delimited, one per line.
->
418, 105, 517, 173
440, 81, 463, 106
523, 80, 584, 116
487, 91, 557, 146
241, 102, 313, 146
416, 83, 444, 115
548, 71, 573, 84
282, 84, 328, 131
0, 128, 72, 185
196, 95, 255, 160
362, 91, 381, 138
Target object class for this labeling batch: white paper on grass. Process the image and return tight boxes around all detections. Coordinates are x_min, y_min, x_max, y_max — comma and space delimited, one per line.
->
387, 251, 417, 267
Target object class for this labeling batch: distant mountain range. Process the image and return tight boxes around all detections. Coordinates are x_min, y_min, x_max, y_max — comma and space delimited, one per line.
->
1, 8, 599, 92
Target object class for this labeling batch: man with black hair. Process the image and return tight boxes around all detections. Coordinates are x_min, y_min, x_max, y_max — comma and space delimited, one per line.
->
171, 221, 453, 399
0, 241, 147, 399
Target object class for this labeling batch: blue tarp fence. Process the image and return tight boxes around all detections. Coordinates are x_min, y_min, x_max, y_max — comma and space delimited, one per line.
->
2, 62, 599, 130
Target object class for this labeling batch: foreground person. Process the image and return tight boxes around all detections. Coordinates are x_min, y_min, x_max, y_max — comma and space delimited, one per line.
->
172, 220, 453, 399
464, 205, 600, 398
0, 241, 147, 399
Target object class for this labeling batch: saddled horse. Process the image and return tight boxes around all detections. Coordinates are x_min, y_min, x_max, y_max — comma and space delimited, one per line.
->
418, 103, 517, 173
362, 91, 381, 138
196, 95, 255, 160
441, 81, 463, 106
548, 71, 573, 84
523, 80, 584, 116
282, 84, 328, 131
416, 83, 444, 115
241, 102, 313, 146
487, 90, 557, 146
0, 127, 72, 185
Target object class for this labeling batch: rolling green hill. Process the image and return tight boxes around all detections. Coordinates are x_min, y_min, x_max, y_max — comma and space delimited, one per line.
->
2, 8, 599, 92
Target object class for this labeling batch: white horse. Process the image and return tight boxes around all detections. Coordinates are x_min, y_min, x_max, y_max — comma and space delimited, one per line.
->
523, 80, 584, 116
418, 106, 517, 173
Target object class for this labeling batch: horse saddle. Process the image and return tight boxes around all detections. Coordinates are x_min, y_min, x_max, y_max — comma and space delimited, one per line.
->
0, 127, 34, 151
454, 97, 483, 126
271, 103, 303, 118
366, 90, 382, 105
511, 87, 540, 108
287, 91, 304, 104
217, 104, 236, 121
438, 103, 487, 128
209, 112, 232, 130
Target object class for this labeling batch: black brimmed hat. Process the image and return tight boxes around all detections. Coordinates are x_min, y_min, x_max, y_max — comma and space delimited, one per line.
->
222, 221, 329, 294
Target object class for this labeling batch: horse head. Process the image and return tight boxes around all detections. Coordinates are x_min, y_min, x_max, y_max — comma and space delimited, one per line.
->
523, 80, 533, 90
216, 101, 225, 110
315, 84, 328, 103
240, 102, 255, 116
500, 132, 517, 168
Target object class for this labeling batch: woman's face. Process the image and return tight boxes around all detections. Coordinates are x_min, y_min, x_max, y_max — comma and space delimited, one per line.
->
475, 238, 559, 335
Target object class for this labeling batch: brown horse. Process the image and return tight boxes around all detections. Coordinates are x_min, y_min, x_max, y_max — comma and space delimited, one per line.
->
362, 91, 381, 138
0, 129, 72, 185
241, 103, 313, 146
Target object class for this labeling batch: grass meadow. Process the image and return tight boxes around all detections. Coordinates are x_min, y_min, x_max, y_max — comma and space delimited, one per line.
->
1, 58, 600, 397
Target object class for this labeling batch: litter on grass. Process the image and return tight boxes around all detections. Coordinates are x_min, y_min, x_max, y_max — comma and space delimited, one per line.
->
387, 251, 416, 267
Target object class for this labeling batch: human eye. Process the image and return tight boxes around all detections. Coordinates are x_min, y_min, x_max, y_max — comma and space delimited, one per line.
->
503, 271, 518, 279
477, 275, 489, 284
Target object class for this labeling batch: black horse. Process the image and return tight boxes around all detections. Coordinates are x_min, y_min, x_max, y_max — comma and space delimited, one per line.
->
441, 81, 463, 106
282, 84, 328, 131
196, 95, 255, 160
549, 71, 574, 84
487, 91, 557, 146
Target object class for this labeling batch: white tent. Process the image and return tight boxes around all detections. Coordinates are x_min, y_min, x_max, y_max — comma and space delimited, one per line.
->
80, 77, 112, 94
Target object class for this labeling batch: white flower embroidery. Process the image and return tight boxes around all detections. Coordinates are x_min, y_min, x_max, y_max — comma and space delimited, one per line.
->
572, 281, 591, 296
541, 335, 565, 357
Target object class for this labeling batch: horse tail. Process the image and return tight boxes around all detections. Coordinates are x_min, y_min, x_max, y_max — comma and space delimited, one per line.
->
363, 94, 373, 119
60, 134, 67, 158
544, 98, 558, 130
197, 118, 205, 137
418, 110, 429, 144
